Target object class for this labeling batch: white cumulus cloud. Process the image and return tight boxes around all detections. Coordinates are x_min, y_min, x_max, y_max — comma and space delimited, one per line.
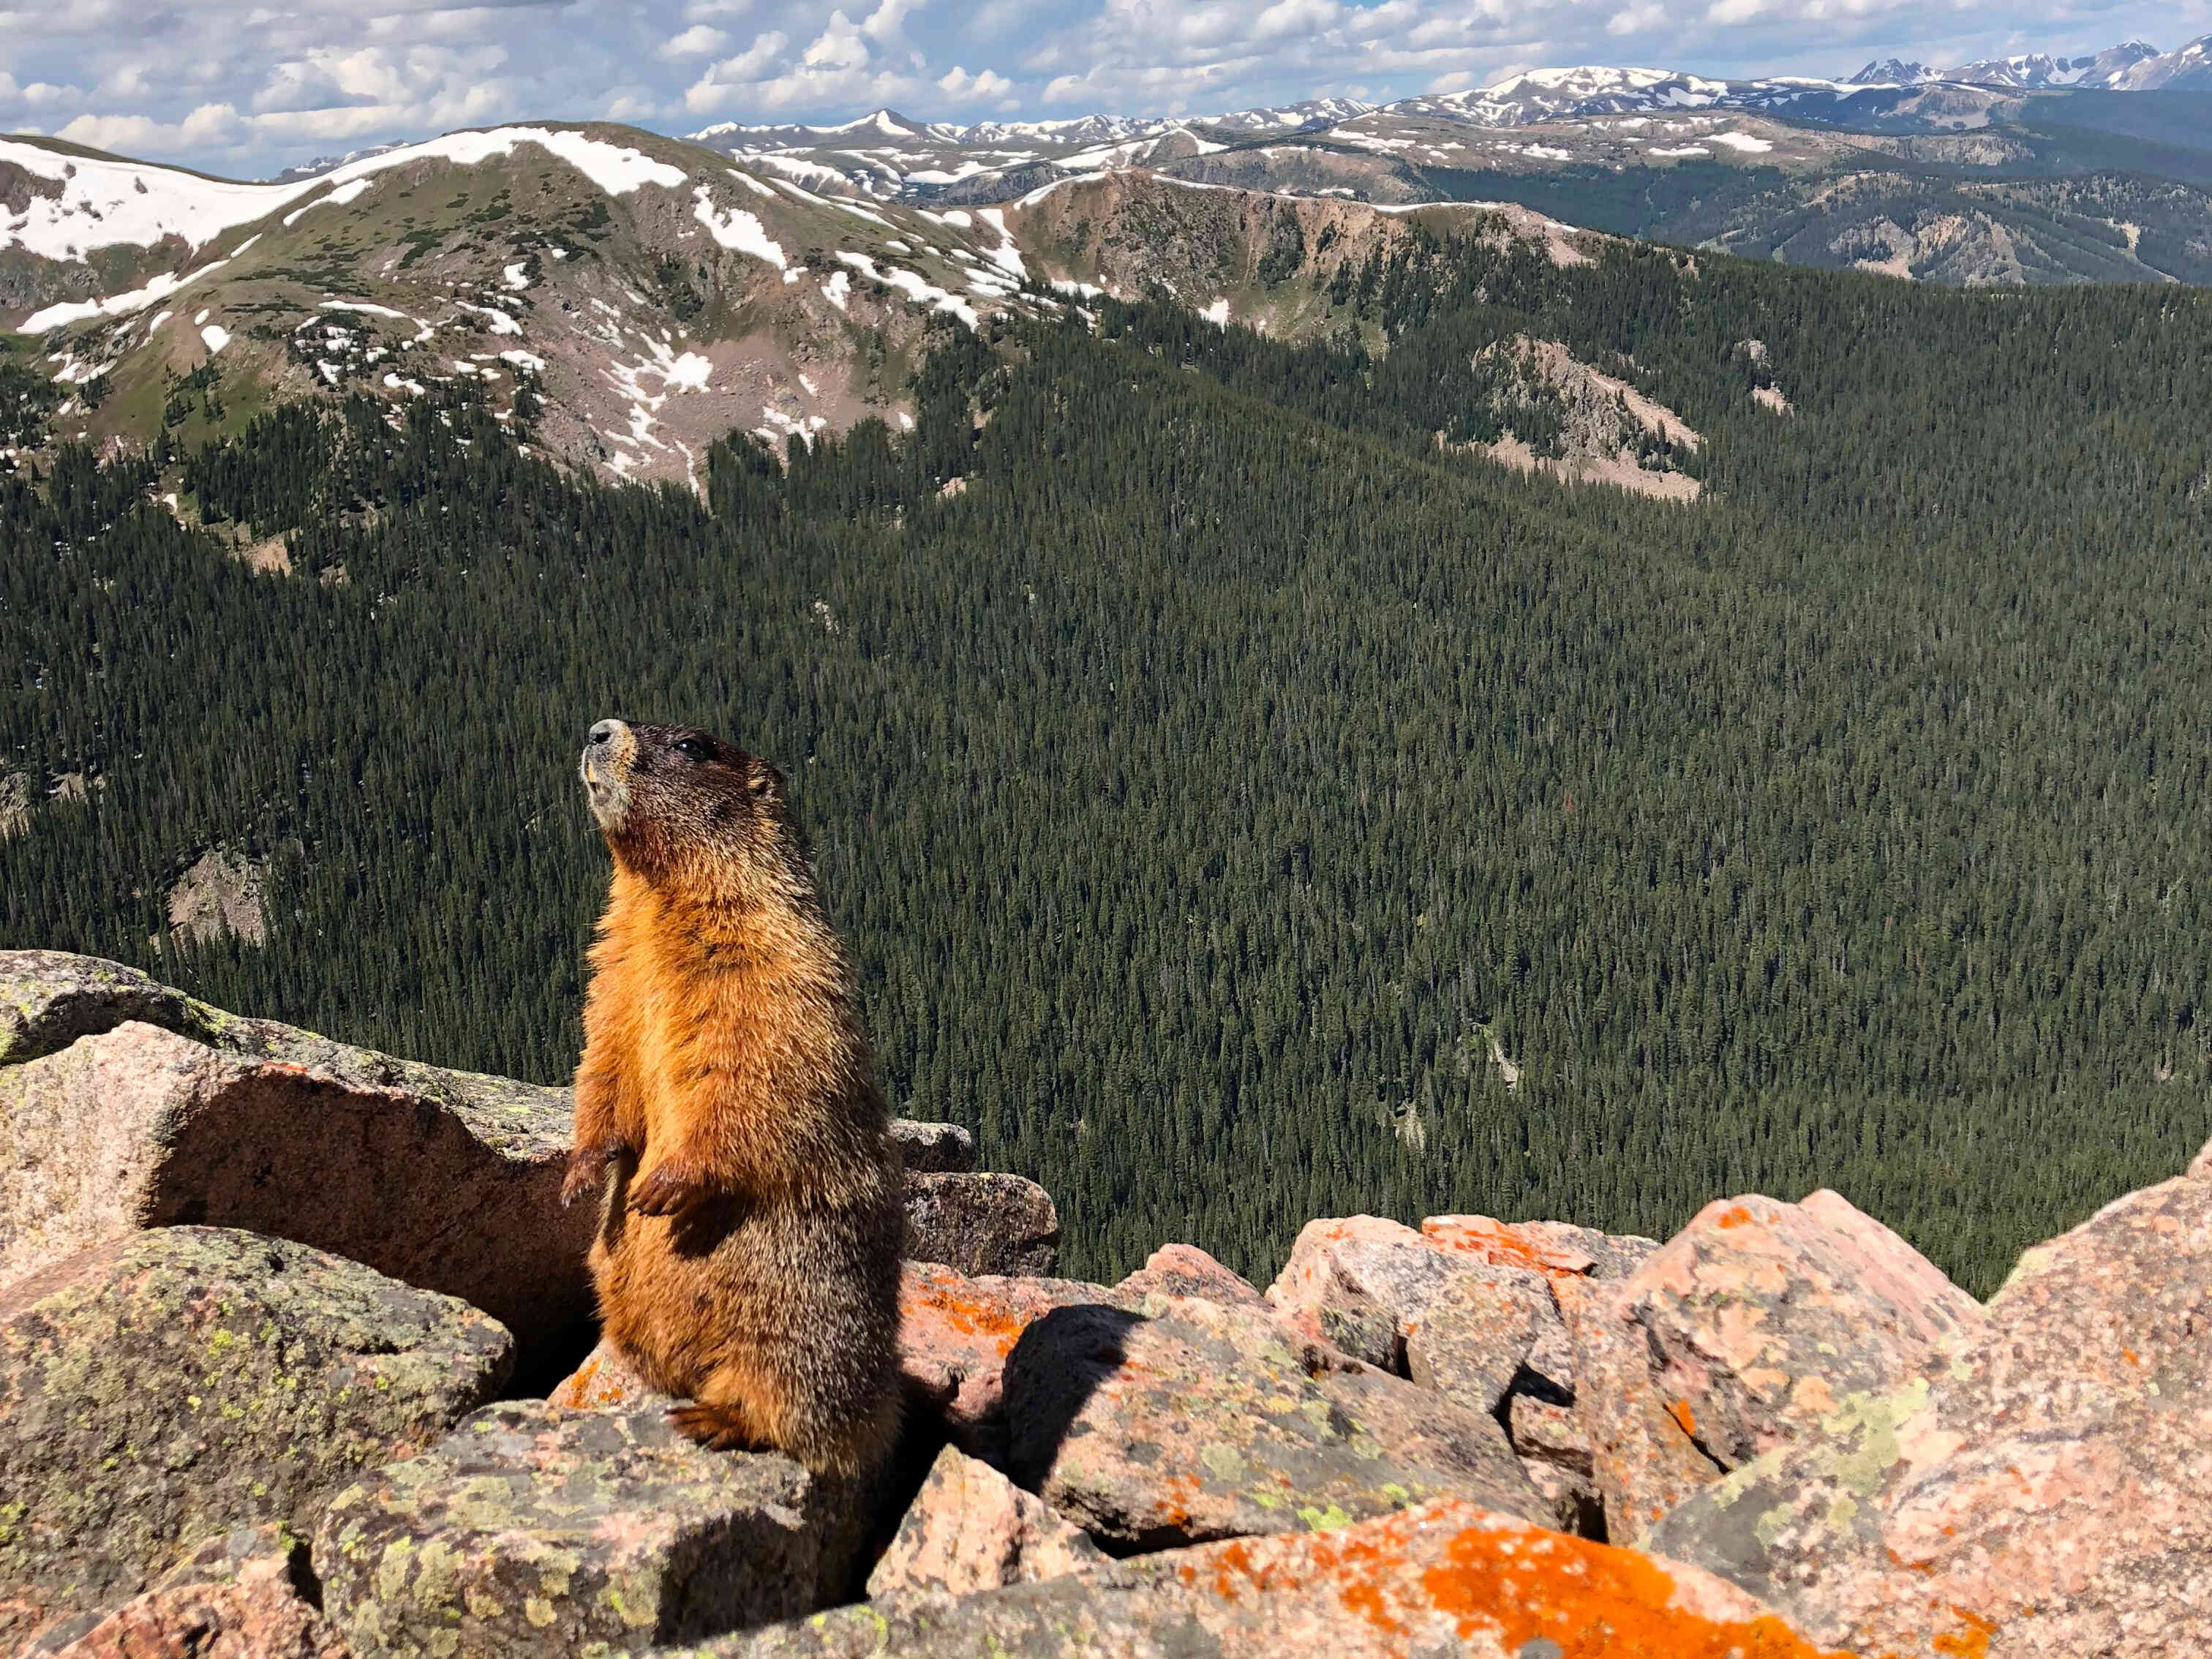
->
659, 24, 731, 59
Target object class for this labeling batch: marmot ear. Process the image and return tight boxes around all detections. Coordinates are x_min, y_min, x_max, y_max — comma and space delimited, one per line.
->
746, 759, 783, 798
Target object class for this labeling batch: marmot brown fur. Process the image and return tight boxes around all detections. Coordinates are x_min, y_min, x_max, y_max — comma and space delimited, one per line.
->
563, 717, 903, 1478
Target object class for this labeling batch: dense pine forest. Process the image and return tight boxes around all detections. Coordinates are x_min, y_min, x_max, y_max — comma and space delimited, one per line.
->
6, 227, 2212, 1293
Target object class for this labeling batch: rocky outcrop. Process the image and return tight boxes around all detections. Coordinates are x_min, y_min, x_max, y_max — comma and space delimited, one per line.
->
1403, 1270, 1541, 1416
901, 1170, 1058, 1276
0, 1227, 512, 1648
35, 1527, 346, 1659
887, 1119, 973, 1175
1001, 1293, 1553, 1551
1617, 1190, 1987, 1470
316, 1403, 876, 1659
692, 1498, 1842, 1658
1558, 1274, 1724, 1546
895, 1260, 1114, 1459
15, 952, 2212, 1658
865, 1445, 1102, 1600
0, 952, 1015, 1366
1113, 1241, 1264, 1306
1649, 1170, 2212, 1657
0, 952, 594, 1358
1263, 1210, 1661, 1538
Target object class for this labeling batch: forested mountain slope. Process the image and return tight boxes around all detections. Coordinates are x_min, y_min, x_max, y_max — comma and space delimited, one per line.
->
5, 225, 2211, 1295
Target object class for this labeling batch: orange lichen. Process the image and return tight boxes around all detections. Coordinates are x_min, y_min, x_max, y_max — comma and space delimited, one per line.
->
1417, 1519, 1844, 1658
899, 1273, 1051, 1355
1420, 1218, 1590, 1279
1714, 1206, 1758, 1230
1669, 1400, 1698, 1440
1929, 1606, 1995, 1658
549, 1352, 645, 1410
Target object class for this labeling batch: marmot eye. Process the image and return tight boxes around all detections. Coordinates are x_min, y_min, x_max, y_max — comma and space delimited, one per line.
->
672, 737, 715, 763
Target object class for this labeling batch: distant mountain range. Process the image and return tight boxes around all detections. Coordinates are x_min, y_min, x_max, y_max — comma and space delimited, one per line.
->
5, 33, 2212, 491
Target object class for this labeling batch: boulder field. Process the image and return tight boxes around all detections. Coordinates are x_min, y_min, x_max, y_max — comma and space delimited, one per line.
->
2, 949, 2205, 1656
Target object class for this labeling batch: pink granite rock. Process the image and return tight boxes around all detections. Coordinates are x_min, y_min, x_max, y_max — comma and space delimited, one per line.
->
702, 1498, 1843, 1658
1403, 1269, 1541, 1416
1557, 1275, 1722, 1547
1619, 1190, 1986, 1470
1001, 1293, 1552, 1551
0, 1229, 512, 1650
895, 1261, 1115, 1457
39, 1528, 347, 1659
0, 1003, 592, 1357
1650, 1171, 2212, 1656
547, 1338, 661, 1412
1421, 1214, 1658, 1282
1114, 1243, 1265, 1307
1265, 1214, 1553, 1372
866, 1445, 1103, 1600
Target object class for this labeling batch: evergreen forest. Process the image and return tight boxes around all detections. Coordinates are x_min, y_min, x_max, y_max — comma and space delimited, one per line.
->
7, 225, 2212, 1293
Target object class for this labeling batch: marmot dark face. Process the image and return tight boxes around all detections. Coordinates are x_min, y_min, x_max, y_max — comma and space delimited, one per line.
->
580, 718, 805, 900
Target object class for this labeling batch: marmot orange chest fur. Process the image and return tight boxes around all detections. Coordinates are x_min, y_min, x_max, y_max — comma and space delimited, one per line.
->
564, 718, 903, 1477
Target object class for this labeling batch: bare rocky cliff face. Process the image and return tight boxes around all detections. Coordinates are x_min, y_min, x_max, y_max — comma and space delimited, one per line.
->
2, 947, 2205, 1657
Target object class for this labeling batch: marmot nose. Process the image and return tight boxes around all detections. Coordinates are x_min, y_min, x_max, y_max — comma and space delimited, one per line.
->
588, 720, 622, 746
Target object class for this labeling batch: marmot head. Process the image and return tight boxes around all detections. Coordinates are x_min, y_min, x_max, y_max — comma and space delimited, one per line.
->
579, 718, 807, 902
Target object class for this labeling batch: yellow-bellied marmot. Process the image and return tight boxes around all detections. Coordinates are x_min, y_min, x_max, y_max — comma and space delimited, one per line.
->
562, 718, 903, 1477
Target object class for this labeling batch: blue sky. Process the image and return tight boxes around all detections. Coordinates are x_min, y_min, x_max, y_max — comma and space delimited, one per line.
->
4, 0, 2205, 178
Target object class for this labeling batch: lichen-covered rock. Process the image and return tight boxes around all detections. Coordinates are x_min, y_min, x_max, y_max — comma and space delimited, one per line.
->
1001, 1293, 1553, 1552
1650, 1172, 2212, 1657
1113, 1243, 1264, 1307
1421, 1214, 1660, 1282
685, 1498, 1844, 1658
1557, 1276, 1721, 1547
896, 1262, 1113, 1457
1403, 1271, 1541, 1417
1264, 1215, 1555, 1375
1617, 1190, 1986, 1470
901, 1172, 1059, 1277
0, 1228, 512, 1647
548, 1339, 660, 1412
0, 952, 595, 1357
887, 1120, 974, 1175
33, 1527, 347, 1659
315, 1402, 874, 1659
866, 1445, 1103, 1600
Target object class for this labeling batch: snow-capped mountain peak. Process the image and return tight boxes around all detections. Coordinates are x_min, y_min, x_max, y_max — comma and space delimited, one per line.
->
1846, 59, 1938, 86
1944, 40, 2166, 90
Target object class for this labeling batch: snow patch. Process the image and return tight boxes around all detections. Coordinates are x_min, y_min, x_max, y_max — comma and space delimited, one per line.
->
1709, 130, 1774, 153
455, 300, 522, 336
977, 207, 1026, 279
18, 261, 225, 334
692, 186, 787, 268
835, 250, 977, 329
503, 262, 532, 290
821, 270, 851, 310
200, 323, 230, 353
1200, 297, 1230, 328
282, 178, 372, 227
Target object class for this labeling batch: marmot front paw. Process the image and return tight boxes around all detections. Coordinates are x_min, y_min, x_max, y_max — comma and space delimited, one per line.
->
560, 1143, 622, 1208
628, 1159, 714, 1216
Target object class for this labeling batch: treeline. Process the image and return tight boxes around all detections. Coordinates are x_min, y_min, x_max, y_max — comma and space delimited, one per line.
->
5, 227, 2212, 1293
